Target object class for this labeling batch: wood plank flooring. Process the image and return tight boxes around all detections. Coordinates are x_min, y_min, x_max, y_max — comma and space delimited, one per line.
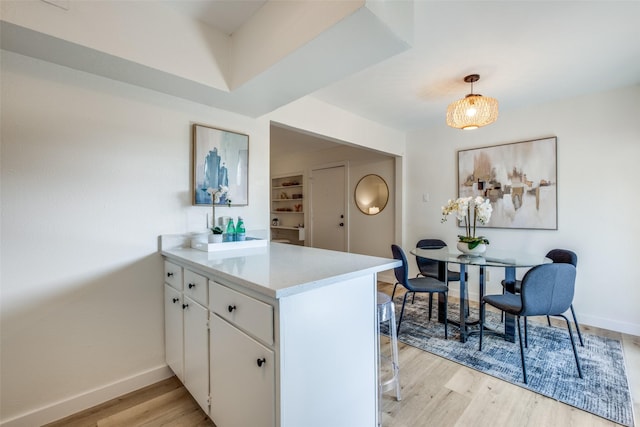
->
44, 283, 638, 427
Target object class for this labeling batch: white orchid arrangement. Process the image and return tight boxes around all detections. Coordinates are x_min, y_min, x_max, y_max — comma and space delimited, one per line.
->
441, 196, 493, 248
206, 185, 231, 233
207, 185, 231, 205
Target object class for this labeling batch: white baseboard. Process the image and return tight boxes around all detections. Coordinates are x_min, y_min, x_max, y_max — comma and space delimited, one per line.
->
0, 365, 173, 427
577, 314, 640, 337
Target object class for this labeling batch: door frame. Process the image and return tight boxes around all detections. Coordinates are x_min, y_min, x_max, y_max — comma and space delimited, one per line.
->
309, 161, 349, 252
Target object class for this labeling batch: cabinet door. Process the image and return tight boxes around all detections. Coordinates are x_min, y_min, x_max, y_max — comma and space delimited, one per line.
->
164, 284, 183, 381
210, 315, 275, 427
183, 296, 209, 413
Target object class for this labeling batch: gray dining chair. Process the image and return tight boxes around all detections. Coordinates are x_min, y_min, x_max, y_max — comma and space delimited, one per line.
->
502, 249, 583, 347
391, 244, 449, 338
413, 239, 469, 318
415, 239, 467, 283
480, 263, 583, 384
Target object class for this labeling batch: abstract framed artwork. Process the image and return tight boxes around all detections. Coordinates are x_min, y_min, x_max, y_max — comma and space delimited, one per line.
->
192, 123, 249, 206
457, 136, 557, 230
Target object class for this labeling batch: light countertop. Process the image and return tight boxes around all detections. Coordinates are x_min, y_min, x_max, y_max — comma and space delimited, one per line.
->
160, 236, 399, 299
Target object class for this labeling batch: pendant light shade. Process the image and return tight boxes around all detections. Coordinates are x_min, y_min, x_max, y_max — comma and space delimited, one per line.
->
446, 74, 498, 130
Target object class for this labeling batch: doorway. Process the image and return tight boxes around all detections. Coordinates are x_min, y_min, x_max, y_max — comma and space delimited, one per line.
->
269, 123, 398, 260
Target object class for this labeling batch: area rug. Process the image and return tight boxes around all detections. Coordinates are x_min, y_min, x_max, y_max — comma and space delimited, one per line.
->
380, 294, 635, 426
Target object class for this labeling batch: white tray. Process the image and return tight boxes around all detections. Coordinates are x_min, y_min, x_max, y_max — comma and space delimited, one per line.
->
190, 238, 267, 252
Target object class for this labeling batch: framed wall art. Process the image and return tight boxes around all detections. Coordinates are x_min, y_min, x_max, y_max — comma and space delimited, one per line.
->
457, 136, 557, 230
192, 123, 249, 206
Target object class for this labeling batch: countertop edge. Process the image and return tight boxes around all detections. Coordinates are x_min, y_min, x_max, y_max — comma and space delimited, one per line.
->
160, 242, 400, 299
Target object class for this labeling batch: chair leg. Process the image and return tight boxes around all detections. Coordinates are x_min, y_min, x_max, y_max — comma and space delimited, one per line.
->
546, 315, 552, 326
443, 292, 448, 340
428, 293, 433, 320
516, 316, 528, 384
391, 282, 399, 300
560, 314, 583, 379
396, 292, 411, 335
524, 317, 528, 348
570, 304, 584, 347
411, 293, 416, 304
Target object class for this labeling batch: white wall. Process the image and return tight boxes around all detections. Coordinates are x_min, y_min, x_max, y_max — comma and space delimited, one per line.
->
0, 50, 270, 426
405, 84, 640, 335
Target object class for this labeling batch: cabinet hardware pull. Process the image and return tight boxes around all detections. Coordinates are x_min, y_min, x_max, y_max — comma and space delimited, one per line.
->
257, 358, 266, 367
167, 272, 174, 277
228, 305, 236, 312
182, 304, 189, 309
188, 283, 196, 289
172, 298, 179, 303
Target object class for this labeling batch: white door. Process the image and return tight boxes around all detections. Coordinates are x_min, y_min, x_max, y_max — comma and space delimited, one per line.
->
164, 284, 183, 381
183, 296, 209, 413
210, 315, 275, 427
310, 165, 347, 251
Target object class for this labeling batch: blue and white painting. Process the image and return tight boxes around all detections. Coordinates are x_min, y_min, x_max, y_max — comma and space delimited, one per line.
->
193, 124, 249, 206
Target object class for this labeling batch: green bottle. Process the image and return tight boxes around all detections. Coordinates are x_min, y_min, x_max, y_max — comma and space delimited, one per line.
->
236, 217, 246, 241
224, 219, 236, 242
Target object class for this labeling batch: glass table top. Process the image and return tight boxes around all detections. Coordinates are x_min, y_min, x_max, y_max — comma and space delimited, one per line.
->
410, 246, 551, 268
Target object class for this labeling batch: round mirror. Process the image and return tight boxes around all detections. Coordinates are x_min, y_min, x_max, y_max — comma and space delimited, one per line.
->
354, 174, 389, 215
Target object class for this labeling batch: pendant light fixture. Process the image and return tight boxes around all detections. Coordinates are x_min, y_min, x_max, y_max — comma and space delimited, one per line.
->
446, 74, 498, 130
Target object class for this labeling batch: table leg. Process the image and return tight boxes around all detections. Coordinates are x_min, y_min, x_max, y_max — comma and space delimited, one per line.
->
459, 264, 467, 342
437, 260, 448, 324
503, 267, 516, 343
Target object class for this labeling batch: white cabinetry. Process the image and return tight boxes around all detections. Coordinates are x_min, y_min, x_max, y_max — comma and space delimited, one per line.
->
271, 173, 304, 245
163, 261, 209, 414
162, 247, 381, 427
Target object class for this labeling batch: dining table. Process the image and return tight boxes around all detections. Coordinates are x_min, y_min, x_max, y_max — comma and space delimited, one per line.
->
410, 246, 552, 343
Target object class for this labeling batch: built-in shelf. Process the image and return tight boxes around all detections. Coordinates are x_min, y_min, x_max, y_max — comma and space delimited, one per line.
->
272, 185, 302, 190
271, 173, 305, 245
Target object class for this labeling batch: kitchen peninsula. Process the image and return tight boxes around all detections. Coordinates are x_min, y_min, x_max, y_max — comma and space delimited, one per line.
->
160, 235, 400, 427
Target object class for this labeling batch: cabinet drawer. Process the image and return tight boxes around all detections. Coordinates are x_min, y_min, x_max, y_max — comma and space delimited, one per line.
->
183, 269, 207, 306
164, 260, 183, 290
209, 281, 274, 345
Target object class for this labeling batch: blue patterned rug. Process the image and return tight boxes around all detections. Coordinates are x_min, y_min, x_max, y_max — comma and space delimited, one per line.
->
381, 294, 634, 426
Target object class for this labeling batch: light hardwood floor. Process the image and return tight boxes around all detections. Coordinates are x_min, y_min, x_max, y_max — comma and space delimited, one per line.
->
45, 283, 638, 427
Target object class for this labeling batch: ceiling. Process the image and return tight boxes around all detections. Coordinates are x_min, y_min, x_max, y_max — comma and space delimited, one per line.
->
166, 0, 640, 133
161, 0, 267, 35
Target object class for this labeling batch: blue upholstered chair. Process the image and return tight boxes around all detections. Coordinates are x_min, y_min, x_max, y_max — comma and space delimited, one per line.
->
481, 263, 583, 384
415, 239, 468, 283
502, 249, 583, 346
391, 244, 449, 338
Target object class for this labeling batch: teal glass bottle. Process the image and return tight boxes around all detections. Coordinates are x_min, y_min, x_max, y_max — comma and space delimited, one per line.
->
224, 219, 236, 242
236, 217, 246, 241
